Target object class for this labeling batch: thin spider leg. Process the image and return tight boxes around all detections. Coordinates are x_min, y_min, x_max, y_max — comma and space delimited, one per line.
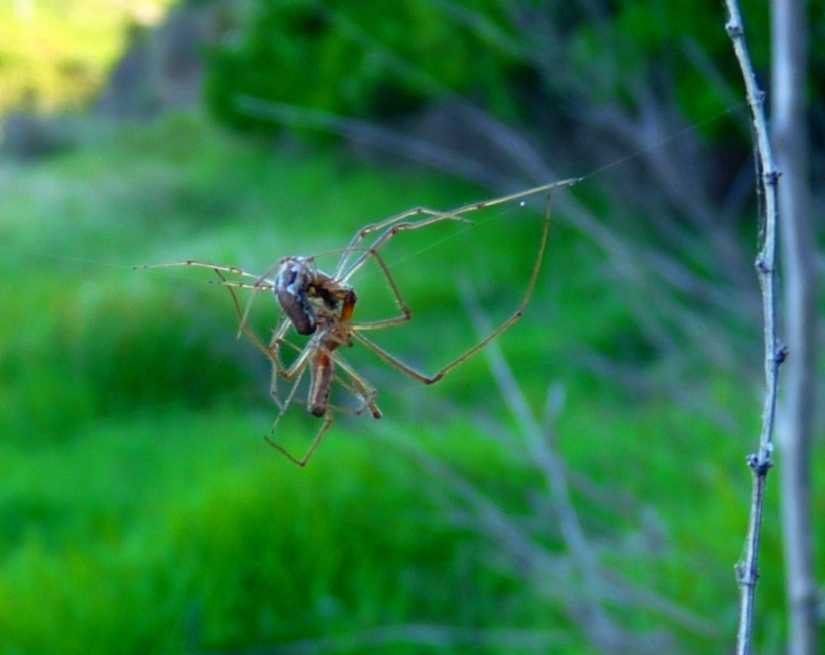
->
217, 299, 358, 410
351, 249, 413, 331
238, 258, 287, 339
267, 318, 294, 372
214, 280, 276, 291
277, 340, 374, 414
264, 322, 295, 409
340, 211, 471, 284
281, 341, 315, 381
268, 346, 288, 411
215, 269, 289, 363
351, 193, 554, 385
337, 176, 579, 281
214, 270, 292, 410
270, 364, 308, 433
237, 283, 267, 340
335, 206, 469, 279
284, 369, 372, 416
266, 412, 334, 468
139, 260, 264, 279
273, 331, 369, 389
220, 274, 306, 379
329, 350, 382, 419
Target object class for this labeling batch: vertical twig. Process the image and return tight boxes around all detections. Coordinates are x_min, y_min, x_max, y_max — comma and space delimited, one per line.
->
772, 2, 819, 654
461, 280, 628, 653
722, 2, 786, 655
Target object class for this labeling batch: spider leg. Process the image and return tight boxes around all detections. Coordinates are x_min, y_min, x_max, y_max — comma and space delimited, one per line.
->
238, 258, 286, 340
218, 277, 356, 413
290, 383, 372, 417
266, 364, 336, 468
265, 356, 376, 468
149, 260, 279, 343
266, 412, 334, 468
329, 351, 382, 419
274, 336, 371, 411
214, 269, 286, 359
350, 249, 412, 331
215, 269, 303, 410
270, 364, 308, 433
340, 211, 469, 284
351, 193, 554, 385
267, 319, 293, 370
339, 177, 578, 283
139, 260, 263, 279
214, 280, 276, 291
335, 206, 469, 279
280, 341, 315, 380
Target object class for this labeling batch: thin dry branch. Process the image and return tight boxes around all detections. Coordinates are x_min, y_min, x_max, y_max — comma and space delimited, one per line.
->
773, 2, 819, 654
460, 280, 625, 650
205, 624, 569, 655
723, 2, 786, 654
236, 96, 506, 189
460, 282, 718, 644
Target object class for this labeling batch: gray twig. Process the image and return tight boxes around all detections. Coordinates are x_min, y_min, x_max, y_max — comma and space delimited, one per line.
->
459, 280, 624, 650
723, 2, 786, 654
235, 96, 506, 189
773, 1, 819, 653
457, 279, 718, 649
205, 624, 568, 655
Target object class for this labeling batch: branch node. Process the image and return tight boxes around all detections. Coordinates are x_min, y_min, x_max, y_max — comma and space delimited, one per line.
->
746, 451, 772, 475
725, 0, 783, 651
763, 169, 781, 185
774, 344, 789, 366
735, 562, 759, 587
725, 20, 743, 38
754, 256, 772, 274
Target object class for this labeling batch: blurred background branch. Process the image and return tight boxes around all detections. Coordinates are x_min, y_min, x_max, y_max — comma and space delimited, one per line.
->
772, 2, 820, 655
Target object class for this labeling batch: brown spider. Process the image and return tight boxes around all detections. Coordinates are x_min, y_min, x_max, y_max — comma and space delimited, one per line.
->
142, 176, 579, 466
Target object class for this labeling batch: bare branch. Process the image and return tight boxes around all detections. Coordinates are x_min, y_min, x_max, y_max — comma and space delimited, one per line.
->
723, 2, 786, 654
205, 624, 569, 655
235, 96, 507, 190
772, 1, 819, 654
461, 279, 629, 652
459, 280, 719, 647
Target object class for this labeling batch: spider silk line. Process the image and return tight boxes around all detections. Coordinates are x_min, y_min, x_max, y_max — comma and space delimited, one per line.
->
1, 99, 748, 276
318, 100, 749, 283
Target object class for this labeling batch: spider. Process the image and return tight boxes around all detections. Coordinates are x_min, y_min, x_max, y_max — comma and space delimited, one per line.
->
142, 176, 579, 466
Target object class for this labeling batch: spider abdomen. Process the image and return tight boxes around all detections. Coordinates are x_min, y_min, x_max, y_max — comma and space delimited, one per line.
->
308, 351, 334, 417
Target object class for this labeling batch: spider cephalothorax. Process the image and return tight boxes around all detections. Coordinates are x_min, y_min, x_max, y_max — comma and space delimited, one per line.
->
143, 176, 578, 466
275, 256, 358, 341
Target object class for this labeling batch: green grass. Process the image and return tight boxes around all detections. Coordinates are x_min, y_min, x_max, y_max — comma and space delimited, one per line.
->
0, 112, 821, 654
0, 413, 538, 654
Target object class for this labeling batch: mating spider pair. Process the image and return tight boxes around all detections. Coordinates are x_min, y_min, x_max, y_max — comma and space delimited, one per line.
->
143, 176, 579, 466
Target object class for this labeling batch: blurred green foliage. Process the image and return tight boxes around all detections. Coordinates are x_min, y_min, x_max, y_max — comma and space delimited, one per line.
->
2, 113, 823, 653
203, 0, 822, 137
205, 0, 523, 130
2, 2, 825, 652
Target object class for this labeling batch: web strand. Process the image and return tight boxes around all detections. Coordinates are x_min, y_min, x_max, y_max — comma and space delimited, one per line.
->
0, 99, 749, 275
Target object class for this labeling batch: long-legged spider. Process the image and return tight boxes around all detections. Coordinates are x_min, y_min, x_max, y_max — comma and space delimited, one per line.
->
142, 176, 579, 466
